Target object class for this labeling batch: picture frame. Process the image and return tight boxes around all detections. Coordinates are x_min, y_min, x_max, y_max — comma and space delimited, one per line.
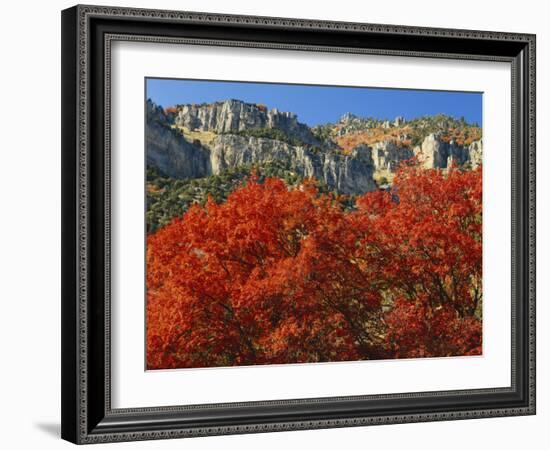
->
61, 4, 536, 444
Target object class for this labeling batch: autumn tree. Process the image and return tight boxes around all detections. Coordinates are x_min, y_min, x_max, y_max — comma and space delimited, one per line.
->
354, 164, 483, 357
147, 164, 483, 369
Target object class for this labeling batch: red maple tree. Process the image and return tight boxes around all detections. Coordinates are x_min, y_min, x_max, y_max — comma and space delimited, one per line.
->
146, 165, 482, 369
355, 164, 482, 358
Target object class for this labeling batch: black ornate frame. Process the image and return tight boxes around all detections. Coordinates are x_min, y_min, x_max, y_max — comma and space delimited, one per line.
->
61, 4, 536, 444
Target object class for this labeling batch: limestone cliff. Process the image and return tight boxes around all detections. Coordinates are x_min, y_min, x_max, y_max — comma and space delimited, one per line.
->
146, 99, 482, 196
146, 100, 210, 178
413, 133, 482, 169
370, 141, 414, 172
209, 135, 376, 195
174, 99, 320, 146
147, 99, 376, 194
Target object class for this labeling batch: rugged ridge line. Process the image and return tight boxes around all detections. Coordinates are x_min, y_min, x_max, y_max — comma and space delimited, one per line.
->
173, 99, 321, 146
146, 99, 482, 196
147, 101, 210, 178
210, 135, 376, 195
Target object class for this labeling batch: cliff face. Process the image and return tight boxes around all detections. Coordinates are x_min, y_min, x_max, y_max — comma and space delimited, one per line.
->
146, 100, 210, 178
468, 140, 483, 169
357, 135, 481, 174
146, 99, 482, 196
413, 133, 482, 169
210, 135, 376, 194
174, 99, 320, 146
371, 141, 414, 172
147, 99, 376, 194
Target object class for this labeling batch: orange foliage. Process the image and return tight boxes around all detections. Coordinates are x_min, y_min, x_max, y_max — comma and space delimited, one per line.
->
335, 124, 481, 153
335, 126, 413, 154
440, 127, 482, 146
146, 166, 482, 369
146, 183, 165, 194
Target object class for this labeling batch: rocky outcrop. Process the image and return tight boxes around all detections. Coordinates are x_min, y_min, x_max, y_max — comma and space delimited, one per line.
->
339, 112, 357, 124
147, 101, 376, 195
335, 113, 379, 135
146, 100, 210, 178
393, 116, 406, 127
210, 135, 376, 194
413, 133, 481, 169
146, 99, 482, 195
468, 139, 482, 168
174, 99, 319, 146
336, 113, 406, 134
371, 141, 414, 171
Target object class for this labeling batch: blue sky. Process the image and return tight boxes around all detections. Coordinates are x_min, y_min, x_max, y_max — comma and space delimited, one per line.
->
146, 78, 482, 127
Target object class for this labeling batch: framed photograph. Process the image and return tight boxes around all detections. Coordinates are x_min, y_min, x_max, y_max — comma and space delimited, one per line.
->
61, 4, 536, 444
